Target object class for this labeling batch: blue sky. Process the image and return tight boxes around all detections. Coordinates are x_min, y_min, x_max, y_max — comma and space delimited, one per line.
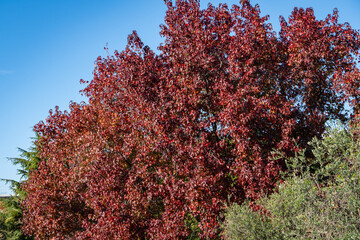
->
0, 0, 359, 194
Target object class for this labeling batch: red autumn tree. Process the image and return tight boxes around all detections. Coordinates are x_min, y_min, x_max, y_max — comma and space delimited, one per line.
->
22, 0, 360, 239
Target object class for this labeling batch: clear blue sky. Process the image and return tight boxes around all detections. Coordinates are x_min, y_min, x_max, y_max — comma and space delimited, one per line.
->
0, 0, 359, 195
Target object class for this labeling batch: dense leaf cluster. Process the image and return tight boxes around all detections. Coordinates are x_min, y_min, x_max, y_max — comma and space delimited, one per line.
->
21, 0, 360, 239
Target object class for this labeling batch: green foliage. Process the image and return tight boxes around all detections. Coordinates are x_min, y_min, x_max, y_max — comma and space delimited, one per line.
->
185, 213, 201, 240
0, 197, 30, 240
222, 123, 360, 240
222, 201, 280, 240
0, 136, 40, 240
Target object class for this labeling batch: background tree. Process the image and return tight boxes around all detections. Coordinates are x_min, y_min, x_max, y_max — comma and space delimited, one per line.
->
22, 0, 360, 239
0, 136, 39, 240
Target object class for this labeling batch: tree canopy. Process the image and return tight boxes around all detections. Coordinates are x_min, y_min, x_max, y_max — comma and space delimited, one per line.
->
22, 0, 360, 239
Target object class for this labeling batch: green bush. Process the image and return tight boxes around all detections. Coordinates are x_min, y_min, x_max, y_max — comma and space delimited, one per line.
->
222, 123, 360, 240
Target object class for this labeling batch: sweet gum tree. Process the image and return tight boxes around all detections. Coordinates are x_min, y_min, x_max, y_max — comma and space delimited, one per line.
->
21, 0, 360, 239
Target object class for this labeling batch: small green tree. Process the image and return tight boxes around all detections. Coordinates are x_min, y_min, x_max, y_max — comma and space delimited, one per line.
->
0, 136, 40, 240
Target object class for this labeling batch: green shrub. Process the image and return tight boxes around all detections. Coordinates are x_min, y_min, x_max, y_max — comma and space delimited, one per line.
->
222, 123, 360, 240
